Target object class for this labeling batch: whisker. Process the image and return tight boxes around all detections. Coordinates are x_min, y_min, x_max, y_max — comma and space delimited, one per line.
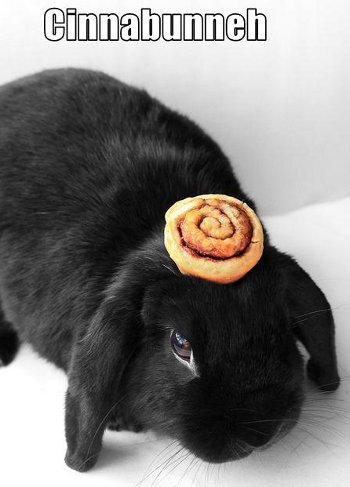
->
291, 302, 349, 325
289, 428, 313, 455
294, 307, 332, 320
138, 441, 181, 486
178, 454, 196, 486
151, 448, 188, 487
294, 422, 347, 450
243, 425, 272, 437
193, 458, 203, 485
297, 417, 350, 442
144, 439, 178, 471
162, 450, 191, 485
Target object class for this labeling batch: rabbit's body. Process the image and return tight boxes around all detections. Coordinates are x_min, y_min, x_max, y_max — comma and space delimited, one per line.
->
0, 69, 247, 369
0, 69, 340, 471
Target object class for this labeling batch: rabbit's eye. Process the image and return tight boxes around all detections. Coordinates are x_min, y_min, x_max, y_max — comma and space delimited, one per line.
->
170, 330, 192, 362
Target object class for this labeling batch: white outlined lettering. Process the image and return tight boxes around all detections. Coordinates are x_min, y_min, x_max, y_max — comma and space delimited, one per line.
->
120, 14, 140, 41
99, 14, 119, 41
226, 14, 245, 41
44, 8, 65, 42
205, 14, 225, 41
66, 8, 77, 41
183, 14, 203, 41
162, 14, 182, 41
141, 8, 161, 41
43, 8, 268, 43
78, 14, 98, 41
247, 8, 267, 41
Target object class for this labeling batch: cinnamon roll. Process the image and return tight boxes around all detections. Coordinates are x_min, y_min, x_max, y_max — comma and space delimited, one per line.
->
164, 194, 264, 284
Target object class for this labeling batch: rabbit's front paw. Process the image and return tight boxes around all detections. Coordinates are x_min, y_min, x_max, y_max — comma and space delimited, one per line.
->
107, 414, 143, 433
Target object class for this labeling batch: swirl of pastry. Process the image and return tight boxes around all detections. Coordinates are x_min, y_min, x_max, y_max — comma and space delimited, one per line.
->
164, 194, 264, 284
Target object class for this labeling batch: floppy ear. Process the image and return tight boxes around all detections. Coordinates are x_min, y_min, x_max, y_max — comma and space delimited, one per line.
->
64, 239, 175, 472
278, 250, 340, 392
64, 274, 144, 472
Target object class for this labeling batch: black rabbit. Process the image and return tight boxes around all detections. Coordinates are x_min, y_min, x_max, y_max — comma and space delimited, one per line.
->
0, 69, 340, 471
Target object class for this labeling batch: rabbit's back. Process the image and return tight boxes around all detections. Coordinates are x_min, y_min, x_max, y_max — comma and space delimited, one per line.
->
0, 69, 241, 229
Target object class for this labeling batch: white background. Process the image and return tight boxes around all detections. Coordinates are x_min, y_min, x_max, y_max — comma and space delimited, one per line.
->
0, 1, 350, 487
0, 0, 349, 215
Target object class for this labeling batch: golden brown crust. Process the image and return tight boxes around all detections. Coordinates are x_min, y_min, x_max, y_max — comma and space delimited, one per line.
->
164, 194, 264, 284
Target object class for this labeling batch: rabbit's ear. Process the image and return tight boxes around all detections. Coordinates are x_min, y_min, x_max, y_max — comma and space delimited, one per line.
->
277, 250, 340, 392
64, 276, 144, 472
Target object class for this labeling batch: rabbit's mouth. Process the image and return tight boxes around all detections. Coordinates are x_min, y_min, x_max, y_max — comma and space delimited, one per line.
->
176, 392, 303, 464
244, 403, 302, 453
183, 417, 298, 463
251, 421, 292, 452
186, 439, 254, 464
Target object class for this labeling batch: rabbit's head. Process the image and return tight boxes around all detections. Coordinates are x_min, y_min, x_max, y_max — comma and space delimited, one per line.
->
65, 239, 339, 471
120, 245, 304, 462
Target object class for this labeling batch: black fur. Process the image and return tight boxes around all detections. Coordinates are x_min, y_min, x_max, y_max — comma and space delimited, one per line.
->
0, 69, 340, 471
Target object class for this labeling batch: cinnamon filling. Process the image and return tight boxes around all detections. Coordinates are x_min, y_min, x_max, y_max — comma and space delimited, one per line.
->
177, 201, 253, 261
